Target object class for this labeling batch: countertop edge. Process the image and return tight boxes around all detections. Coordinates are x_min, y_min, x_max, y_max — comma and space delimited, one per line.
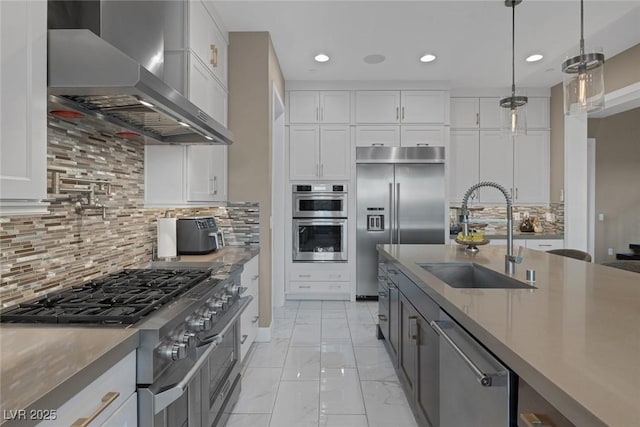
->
377, 247, 608, 427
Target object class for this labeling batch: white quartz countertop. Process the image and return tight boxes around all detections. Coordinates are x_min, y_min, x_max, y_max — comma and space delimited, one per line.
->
378, 244, 640, 427
0, 326, 138, 423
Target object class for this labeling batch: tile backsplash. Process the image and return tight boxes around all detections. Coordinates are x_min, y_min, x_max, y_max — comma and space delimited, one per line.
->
449, 203, 565, 235
0, 116, 259, 307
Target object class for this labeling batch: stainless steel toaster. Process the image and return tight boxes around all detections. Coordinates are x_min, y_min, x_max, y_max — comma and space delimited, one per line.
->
177, 217, 224, 255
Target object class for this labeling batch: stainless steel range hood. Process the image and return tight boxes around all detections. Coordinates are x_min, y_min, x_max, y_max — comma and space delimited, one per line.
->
47, 1, 233, 145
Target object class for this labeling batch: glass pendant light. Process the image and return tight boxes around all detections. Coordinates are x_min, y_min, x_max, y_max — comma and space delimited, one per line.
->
500, 0, 527, 135
562, 0, 605, 115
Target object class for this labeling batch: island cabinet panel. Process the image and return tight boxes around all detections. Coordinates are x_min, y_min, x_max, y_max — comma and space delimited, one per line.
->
387, 263, 401, 362
399, 294, 418, 394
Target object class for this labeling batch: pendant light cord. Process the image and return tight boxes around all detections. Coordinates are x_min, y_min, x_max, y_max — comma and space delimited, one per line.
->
580, 0, 585, 56
511, 3, 516, 98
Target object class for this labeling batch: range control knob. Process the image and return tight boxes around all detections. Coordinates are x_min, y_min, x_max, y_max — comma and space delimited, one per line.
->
180, 331, 197, 347
210, 299, 226, 311
226, 284, 246, 296
188, 316, 211, 332
160, 342, 187, 361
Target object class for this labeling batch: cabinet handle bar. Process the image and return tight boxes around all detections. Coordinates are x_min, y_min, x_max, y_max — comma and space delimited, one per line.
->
71, 391, 120, 427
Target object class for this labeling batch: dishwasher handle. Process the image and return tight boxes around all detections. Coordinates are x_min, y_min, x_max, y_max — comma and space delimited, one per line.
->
430, 320, 492, 387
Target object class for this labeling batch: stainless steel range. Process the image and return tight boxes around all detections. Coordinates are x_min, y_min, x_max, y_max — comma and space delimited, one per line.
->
0, 266, 251, 427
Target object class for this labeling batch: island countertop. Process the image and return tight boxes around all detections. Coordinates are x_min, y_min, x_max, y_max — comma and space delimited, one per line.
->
378, 244, 640, 427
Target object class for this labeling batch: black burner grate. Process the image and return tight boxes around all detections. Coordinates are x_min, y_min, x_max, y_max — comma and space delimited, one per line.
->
0, 269, 211, 324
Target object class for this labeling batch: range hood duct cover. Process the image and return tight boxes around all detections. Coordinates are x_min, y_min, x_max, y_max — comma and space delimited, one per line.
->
47, 1, 232, 145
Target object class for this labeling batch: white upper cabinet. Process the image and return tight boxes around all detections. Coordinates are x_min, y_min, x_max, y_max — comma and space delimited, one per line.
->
479, 98, 502, 129
164, 0, 228, 124
450, 98, 480, 129
400, 91, 446, 124
526, 98, 550, 129
187, 145, 227, 202
0, 0, 48, 213
479, 131, 513, 203
145, 145, 227, 206
289, 91, 350, 124
355, 91, 401, 123
400, 126, 446, 147
449, 131, 480, 203
513, 131, 550, 203
355, 126, 401, 147
356, 91, 447, 124
289, 125, 350, 180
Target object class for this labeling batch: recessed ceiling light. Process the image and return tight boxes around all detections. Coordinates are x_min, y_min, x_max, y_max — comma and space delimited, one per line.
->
314, 53, 330, 63
363, 54, 386, 64
526, 54, 544, 63
419, 54, 436, 63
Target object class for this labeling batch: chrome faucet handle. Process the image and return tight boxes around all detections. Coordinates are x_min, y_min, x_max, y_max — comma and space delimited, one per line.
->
515, 245, 523, 263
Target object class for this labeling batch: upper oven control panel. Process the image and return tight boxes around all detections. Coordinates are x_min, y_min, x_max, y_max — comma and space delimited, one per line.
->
293, 183, 347, 193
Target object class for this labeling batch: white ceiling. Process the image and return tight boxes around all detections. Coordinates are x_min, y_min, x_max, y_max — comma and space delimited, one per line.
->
214, 1, 640, 91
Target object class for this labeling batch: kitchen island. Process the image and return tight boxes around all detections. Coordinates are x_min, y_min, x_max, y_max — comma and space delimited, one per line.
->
378, 244, 640, 427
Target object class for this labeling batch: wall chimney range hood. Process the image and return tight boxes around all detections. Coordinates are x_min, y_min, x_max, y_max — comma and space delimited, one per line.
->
47, 1, 233, 145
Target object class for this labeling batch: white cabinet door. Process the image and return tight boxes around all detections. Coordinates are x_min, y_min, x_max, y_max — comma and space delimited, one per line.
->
355, 91, 400, 123
449, 131, 480, 203
289, 126, 320, 180
479, 131, 513, 203
513, 131, 549, 204
400, 126, 445, 147
289, 91, 320, 123
400, 91, 446, 124
101, 392, 137, 427
189, 53, 227, 126
451, 98, 480, 129
320, 91, 350, 123
188, 0, 227, 87
319, 126, 350, 180
37, 352, 136, 427
240, 255, 259, 361
479, 98, 502, 129
145, 145, 186, 205
355, 126, 400, 147
187, 145, 227, 202
526, 98, 550, 129
0, 0, 47, 203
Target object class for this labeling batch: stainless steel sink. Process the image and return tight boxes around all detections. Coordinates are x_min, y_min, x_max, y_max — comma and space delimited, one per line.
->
418, 263, 536, 289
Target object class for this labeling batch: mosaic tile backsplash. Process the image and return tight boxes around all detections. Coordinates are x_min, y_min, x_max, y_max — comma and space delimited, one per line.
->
449, 203, 565, 235
0, 116, 259, 307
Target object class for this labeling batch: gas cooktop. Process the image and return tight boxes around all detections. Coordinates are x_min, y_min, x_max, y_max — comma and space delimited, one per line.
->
0, 269, 211, 324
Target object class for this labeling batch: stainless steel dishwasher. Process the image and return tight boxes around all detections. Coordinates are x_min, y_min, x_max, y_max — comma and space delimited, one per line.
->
430, 309, 516, 427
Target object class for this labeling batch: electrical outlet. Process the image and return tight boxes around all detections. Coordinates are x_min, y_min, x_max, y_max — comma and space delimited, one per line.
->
560, 189, 564, 202
545, 213, 556, 223
598, 213, 605, 221
513, 212, 521, 221
608, 248, 614, 256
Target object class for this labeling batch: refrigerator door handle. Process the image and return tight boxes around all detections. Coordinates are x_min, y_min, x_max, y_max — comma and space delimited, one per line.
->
396, 182, 401, 244
389, 182, 394, 244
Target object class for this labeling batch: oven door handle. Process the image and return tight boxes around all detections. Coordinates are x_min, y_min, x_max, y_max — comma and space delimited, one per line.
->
149, 336, 221, 414
197, 295, 254, 348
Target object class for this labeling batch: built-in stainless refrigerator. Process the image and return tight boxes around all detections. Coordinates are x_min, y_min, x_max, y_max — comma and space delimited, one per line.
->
356, 147, 445, 298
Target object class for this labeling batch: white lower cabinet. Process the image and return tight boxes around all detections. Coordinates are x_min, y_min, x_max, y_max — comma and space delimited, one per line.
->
37, 351, 136, 427
286, 266, 350, 299
145, 144, 227, 206
240, 255, 259, 361
526, 239, 564, 251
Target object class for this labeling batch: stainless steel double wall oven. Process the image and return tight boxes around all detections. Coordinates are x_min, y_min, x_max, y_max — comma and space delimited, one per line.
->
292, 183, 348, 262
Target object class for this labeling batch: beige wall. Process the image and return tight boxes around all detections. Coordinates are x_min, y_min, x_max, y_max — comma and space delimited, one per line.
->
228, 32, 284, 328
549, 44, 640, 204
588, 108, 640, 263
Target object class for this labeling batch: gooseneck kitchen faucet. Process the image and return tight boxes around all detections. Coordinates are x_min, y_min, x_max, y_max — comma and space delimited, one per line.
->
461, 182, 523, 275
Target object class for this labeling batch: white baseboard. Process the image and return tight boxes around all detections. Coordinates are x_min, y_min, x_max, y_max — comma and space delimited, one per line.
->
256, 326, 271, 342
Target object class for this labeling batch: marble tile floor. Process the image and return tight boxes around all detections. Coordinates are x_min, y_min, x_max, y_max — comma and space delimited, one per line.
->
228, 300, 418, 427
